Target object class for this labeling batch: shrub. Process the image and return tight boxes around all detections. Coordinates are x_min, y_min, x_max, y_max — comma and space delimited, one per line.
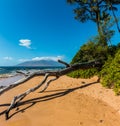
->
100, 49, 120, 95
69, 38, 109, 79
71, 41, 108, 64
67, 68, 98, 79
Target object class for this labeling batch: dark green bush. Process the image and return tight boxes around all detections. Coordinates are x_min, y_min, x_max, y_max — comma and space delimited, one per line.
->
69, 38, 109, 79
67, 68, 98, 79
71, 41, 108, 64
100, 49, 120, 95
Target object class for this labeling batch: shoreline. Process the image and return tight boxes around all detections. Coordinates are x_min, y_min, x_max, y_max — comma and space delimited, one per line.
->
0, 74, 24, 87
0, 75, 120, 126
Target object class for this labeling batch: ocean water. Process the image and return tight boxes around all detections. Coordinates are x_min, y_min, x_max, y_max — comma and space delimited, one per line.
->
0, 66, 64, 87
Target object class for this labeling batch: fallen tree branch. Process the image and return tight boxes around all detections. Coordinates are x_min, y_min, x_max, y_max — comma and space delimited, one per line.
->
58, 59, 70, 67
16, 70, 30, 76
0, 60, 101, 120
0, 60, 100, 96
40, 76, 59, 93
0, 71, 45, 95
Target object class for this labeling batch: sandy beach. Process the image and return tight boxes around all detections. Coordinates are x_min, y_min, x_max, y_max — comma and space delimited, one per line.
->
0, 75, 120, 126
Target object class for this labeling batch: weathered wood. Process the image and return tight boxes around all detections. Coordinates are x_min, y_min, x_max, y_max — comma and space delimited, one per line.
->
0, 72, 45, 95
58, 59, 70, 67
0, 60, 100, 96
40, 76, 59, 93
0, 60, 101, 120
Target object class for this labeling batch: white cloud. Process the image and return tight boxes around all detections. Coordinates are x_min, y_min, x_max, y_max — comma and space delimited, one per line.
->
18, 59, 30, 62
32, 56, 64, 61
3, 57, 13, 60
17, 56, 64, 63
19, 39, 31, 48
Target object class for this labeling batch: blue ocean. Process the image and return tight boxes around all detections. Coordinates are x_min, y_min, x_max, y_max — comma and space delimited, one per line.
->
0, 66, 63, 87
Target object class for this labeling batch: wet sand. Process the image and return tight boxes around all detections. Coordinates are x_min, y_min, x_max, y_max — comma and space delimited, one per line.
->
0, 75, 24, 87
0, 75, 120, 126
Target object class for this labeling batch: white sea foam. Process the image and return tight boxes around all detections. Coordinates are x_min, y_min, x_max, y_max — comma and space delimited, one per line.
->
0, 74, 25, 86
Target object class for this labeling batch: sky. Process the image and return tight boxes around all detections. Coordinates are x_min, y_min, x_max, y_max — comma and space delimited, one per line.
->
0, 0, 120, 66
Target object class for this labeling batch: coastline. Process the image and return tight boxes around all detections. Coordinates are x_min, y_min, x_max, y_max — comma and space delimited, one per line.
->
0, 75, 120, 126
0, 74, 25, 87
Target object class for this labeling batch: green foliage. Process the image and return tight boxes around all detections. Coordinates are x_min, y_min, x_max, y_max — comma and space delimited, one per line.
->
71, 37, 109, 64
67, 0, 120, 37
100, 49, 120, 95
70, 35, 110, 79
107, 43, 120, 57
68, 68, 98, 78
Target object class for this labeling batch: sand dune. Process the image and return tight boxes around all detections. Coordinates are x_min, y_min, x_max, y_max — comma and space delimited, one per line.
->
0, 75, 120, 126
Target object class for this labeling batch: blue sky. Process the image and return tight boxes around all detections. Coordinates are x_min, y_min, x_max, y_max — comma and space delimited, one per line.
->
0, 0, 120, 66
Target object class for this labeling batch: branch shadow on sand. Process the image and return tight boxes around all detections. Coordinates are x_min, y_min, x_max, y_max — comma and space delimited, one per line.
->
0, 81, 97, 120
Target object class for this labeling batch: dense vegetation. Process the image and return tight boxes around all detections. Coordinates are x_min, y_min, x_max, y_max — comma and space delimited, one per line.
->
67, 0, 120, 94
68, 42, 120, 78
100, 49, 120, 95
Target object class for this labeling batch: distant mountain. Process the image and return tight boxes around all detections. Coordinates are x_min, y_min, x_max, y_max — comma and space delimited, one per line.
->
17, 60, 64, 67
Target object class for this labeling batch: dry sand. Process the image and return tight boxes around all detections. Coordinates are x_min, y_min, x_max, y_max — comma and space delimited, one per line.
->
0, 75, 120, 126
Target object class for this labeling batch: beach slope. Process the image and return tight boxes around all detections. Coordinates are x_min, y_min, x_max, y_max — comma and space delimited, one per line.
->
0, 75, 120, 126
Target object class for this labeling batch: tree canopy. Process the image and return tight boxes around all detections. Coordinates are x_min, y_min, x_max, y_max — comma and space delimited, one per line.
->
67, 0, 120, 39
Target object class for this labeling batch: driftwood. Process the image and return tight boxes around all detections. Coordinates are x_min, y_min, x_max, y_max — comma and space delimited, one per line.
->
0, 60, 101, 120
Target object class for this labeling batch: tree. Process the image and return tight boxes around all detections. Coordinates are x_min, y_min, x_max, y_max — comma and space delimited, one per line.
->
67, 0, 120, 44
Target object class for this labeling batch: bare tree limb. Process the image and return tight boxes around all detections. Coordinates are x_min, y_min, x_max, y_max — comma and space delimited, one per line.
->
5, 73, 50, 120
0, 60, 101, 96
58, 59, 70, 67
16, 70, 30, 76
0, 60, 101, 120
39, 76, 59, 93
0, 71, 45, 95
